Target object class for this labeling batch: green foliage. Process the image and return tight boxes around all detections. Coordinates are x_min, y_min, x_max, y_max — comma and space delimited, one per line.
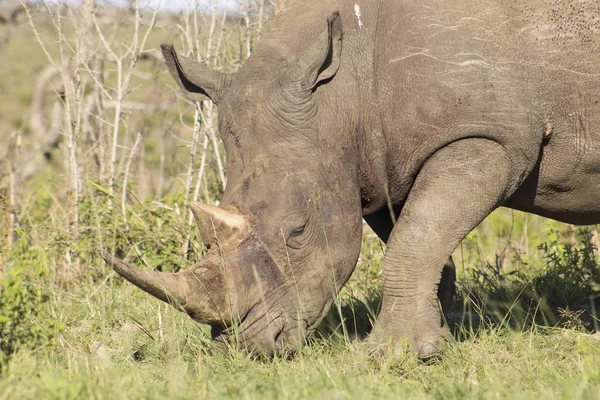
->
3, 205, 600, 397
0, 231, 64, 369
457, 226, 600, 331
534, 227, 600, 309
43, 185, 206, 284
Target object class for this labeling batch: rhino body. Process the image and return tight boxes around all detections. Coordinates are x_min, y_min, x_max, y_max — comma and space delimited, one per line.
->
104, 0, 600, 357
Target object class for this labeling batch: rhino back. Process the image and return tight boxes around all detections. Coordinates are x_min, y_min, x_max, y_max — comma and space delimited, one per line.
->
372, 0, 600, 203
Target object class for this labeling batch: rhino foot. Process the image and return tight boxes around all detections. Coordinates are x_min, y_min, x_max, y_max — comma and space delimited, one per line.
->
368, 316, 454, 360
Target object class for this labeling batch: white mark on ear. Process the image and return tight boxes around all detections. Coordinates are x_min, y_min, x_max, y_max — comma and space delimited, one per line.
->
354, 4, 365, 30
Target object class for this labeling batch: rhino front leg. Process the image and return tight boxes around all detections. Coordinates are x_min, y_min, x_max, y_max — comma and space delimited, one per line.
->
370, 138, 515, 358
364, 210, 457, 317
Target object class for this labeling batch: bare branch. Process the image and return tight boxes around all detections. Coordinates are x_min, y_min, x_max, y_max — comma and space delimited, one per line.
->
121, 132, 143, 222
20, 1, 56, 66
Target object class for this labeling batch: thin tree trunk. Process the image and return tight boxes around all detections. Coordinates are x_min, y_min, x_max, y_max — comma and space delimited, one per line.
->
122, 133, 143, 223
7, 131, 19, 248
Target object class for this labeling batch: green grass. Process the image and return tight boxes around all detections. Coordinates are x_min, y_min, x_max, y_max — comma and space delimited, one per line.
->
3, 286, 600, 399
2, 209, 600, 399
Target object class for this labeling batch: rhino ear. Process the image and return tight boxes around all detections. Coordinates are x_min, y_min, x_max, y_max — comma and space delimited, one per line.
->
161, 44, 229, 103
297, 11, 343, 91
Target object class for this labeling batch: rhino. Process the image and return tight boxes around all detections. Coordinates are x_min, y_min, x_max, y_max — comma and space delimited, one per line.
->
102, 0, 600, 358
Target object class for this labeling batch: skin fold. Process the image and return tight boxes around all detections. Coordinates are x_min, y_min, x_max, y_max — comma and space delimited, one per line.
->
104, 0, 600, 358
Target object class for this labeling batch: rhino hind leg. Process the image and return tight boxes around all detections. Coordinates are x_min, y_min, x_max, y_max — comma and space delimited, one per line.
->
438, 257, 456, 318
370, 138, 515, 359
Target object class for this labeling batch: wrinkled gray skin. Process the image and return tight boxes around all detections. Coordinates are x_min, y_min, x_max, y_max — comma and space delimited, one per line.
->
104, 0, 600, 357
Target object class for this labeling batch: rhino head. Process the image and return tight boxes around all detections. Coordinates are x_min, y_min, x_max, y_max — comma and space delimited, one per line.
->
104, 12, 364, 356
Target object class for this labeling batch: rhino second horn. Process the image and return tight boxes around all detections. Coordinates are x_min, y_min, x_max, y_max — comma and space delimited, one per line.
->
190, 202, 251, 250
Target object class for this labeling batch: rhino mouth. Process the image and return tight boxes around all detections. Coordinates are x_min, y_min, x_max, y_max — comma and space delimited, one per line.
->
210, 299, 314, 357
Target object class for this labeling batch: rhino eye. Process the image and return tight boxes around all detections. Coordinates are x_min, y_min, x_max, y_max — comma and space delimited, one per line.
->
290, 224, 306, 237
286, 223, 309, 250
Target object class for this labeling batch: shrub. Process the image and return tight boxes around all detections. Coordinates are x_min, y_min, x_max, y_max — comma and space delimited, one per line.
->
459, 226, 600, 330
0, 230, 63, 370
534, 227, 600, 309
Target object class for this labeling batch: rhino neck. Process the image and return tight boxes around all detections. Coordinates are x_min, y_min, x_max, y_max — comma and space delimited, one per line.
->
236, 1, 384, 217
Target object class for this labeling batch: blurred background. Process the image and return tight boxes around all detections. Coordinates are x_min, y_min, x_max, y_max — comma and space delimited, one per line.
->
0, 0, 273, 273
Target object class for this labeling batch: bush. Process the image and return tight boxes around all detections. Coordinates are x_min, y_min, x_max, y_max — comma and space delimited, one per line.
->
0, 230, 63, 370
534, 227, 600, 309
459, 226, 600, 330
76, 188, 206, 274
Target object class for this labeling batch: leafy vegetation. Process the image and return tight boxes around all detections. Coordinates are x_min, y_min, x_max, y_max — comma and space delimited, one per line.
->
0, 241, 63, 369
5, 191, 600, 398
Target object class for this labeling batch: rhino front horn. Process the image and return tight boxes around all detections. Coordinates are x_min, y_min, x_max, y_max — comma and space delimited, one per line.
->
101, 249, 192, 311
101, 250, 229, 324
190, 202, 251, 250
